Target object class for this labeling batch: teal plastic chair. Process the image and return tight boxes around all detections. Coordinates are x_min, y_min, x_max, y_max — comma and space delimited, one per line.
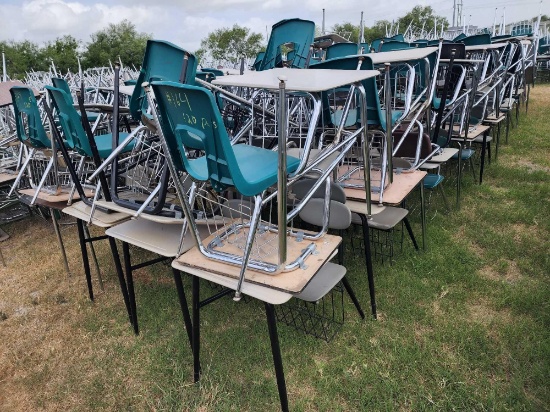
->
325, 43, 359, 60
51, 77, 100, 123
129, 40, 198, 121
379, 41, 412, 52
152, 81, 300, 196
253, 52, 265, 71
460, 34, 492, 46
45, 86, 135, 159
259, 18, 315, 71
10, 86, 51, 149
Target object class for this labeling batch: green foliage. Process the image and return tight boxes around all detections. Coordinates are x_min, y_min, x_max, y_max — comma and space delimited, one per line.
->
332, 22, 360, 43
40, 35, 80, 74
1, 40, 45, 79
398, 5, 449, 33
198, 24, 263, 67
83, 20, 150, 69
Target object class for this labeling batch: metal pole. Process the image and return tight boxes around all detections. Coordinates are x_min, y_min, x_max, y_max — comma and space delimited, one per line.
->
384, 63, 393, 184
277, 76, 288, 270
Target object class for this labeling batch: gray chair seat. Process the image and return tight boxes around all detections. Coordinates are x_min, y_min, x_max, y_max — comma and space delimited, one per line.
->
294, 262, 346, 302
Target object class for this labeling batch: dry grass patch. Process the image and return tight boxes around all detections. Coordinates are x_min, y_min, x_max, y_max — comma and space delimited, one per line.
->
478, 260, 523, 284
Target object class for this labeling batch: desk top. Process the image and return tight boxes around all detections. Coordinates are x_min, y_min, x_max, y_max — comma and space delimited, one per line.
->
18, 187, 92, 203
0, 172, 16, 184
453, 124, 490, 139
343, 169, 426, 205
105, 218, 208, 257
0, 81, 40, 108
212, 68, 379, 92
440, 59, 485, 64
173, 230, 341, 294
367, 47, 438, 64
466, 43, 508, 51
63, 201, 129, 228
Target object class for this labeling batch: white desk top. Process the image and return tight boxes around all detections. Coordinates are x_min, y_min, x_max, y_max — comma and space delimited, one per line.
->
466, 43, 507, 51
63, 201, 130, 228
105, 218, 209, 257
212, 68, 379, 92
172, 262, 292, 305
367, 47, 438, 64
440, 59, 485, 64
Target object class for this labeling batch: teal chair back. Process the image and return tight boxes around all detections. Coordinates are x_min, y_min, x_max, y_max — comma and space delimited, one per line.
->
359, 42, 370, 54
51, 77, 73, 102
325, 43, 359, 60
259, 18, 315, 71
45, 85, 94, 157
130, 39, 197, 120
10, 86, 51, 149
253, 51, 265, 70
311, 56, 383, 129
460, 34, 492, 46
380, 41, 412, 52
453, 33, 467, 42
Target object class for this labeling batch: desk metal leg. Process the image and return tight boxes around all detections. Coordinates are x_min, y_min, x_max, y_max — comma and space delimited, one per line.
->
456, 143, 462, 209
192, 275, 201, 383
76, 218, 93, 301
420, 181, 427, 251
172, 269, 194, 352
479, 131, 488, 185
106, 237, 133, 326
84, 225, 103, 290
495, 122, 501, 161
122, 241, 139, 335
358, 214, 377, 319
51, 208, 70, 276
264, 302, 289, 412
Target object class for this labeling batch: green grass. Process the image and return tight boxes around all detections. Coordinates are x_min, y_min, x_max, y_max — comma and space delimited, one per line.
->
1, 86, 549, 411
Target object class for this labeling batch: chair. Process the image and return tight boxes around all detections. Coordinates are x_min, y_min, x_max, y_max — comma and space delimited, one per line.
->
325, 43, 359, 60
259, 18, 315, 71
129, 39, 198, 122
151, 80, 301, 299
51, 77, 100, 124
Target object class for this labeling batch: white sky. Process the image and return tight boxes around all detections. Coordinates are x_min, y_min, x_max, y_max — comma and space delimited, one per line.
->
0, 0, 547, 52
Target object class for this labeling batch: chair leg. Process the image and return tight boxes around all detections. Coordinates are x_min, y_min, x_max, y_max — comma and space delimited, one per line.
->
341, 277, 365, 319
172, 268, 194, 352
108, 237, 133, 326
84, 225, 103, 290
264, 302, 289, 412
359, 214, 377, 319
438, 184, 451, 213
403, 217, 419, 250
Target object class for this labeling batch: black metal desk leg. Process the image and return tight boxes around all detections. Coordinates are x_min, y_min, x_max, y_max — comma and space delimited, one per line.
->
107, 237, 132, 325
264, 302, 289, 412
420, 181, 427, 251
50, 208, 70, 276
172, 268, 194, 352
122, 241, 139, 335
76, 218, 93, 301
359, 214, 377, 319
480, 131, 488, 185
192, 275, 201, 383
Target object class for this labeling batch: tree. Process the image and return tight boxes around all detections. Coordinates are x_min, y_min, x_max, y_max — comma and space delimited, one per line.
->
398, 6, 449, 36
332, 22, 360, 43
40, 35, 80, 74
0, 40, 44, 79
198, 24, 263, 68
83, 20, 150, 69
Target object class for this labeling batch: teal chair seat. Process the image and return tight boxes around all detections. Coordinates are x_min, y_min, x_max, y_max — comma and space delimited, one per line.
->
85, 111, 100, 122
231, 144, 300, 196
452, 148, 475, 160
423, 174, 444, 189
379, 110, 403, 131
94, 132, 135, 159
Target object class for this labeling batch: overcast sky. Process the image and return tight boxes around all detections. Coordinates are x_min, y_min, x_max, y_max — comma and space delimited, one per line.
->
0, 0, 547, 52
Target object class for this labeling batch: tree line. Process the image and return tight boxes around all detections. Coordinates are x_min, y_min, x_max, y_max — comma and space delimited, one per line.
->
1, 20, 150, 79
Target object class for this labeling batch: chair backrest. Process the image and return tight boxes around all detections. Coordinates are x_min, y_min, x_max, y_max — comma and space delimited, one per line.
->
51, 77, 73, 103
130, 40, 197, 120
45, 85, 93, 157
379, 41, 412, 52
325, 43, 359, 60
9, 86, 51, 149
152, 81, 253, 194
253, 51, 265, 70
259, 18, 315, 71
460, 33, 491, 46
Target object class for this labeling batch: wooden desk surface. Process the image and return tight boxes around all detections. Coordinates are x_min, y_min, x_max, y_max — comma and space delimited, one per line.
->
18, 187, 93, 203
453, 124, 490, 139
342, 168, 426, 205
63, 201, 129, 228
174, 230, 341, 294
